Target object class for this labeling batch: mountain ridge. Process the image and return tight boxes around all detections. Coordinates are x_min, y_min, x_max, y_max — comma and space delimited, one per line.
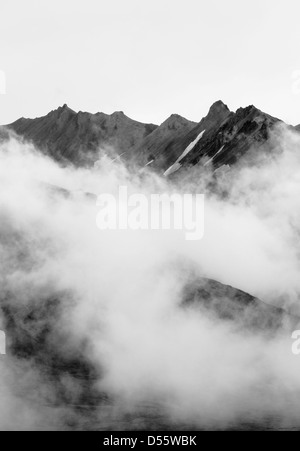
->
4, 101, 300, 173
8, 104, 158, 165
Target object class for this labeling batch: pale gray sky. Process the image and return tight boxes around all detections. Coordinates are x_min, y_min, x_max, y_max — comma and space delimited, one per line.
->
1, 0, 300, 125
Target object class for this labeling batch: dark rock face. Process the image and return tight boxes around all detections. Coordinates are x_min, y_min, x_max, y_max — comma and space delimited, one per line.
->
173, 105, 282, 173
8, 105, 158, 166
182, 278, 296, 333
136, 114, 197, 169
5, 101, 297, 174
150, 100, 232, 172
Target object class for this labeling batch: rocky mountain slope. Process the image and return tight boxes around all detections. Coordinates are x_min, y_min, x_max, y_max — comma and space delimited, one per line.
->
161, 100, 232, 175
171, 105, 282, 174
1, 104, 300, 428
8, 105, 158, 165
4, 101, 300, 175
183, 278, 296, 333
135, 114, 197, 169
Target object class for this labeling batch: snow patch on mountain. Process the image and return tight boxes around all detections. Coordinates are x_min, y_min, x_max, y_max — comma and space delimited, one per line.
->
204, 145, 225, 167
164, 130, 206, 176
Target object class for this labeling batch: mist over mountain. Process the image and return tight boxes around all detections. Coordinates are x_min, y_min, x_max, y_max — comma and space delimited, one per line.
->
8, 105, 158, 166
7, 101, 300, 179
1, 102, 300, 430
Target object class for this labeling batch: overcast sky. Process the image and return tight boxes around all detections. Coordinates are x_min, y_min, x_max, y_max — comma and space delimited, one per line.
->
1, 0, 300, 125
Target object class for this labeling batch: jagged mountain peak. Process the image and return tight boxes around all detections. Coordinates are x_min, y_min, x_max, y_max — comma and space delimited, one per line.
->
161, 114, 196, 129
234, 104, 280, 123
61, 103, 72, 111
47, 103, 76, 117
7, 105, 158, 165
52, 105, 77, 125
198, 100, 232, 131
112, 110, 125, 117
135, 114, 197, 167
208, 100, 231, 115
235, 104, 262, 118
166, 113, 191, 121
3, 101, 291, 173
170, 103, 282, 174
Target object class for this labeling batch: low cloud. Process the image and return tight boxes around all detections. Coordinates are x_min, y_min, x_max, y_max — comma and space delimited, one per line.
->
0, 125, 300, 430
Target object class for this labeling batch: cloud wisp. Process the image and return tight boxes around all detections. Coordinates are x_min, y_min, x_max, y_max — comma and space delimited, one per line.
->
0, 126, 300, 430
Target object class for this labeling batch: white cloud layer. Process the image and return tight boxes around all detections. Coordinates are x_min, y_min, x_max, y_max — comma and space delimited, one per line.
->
0, 125, 300, 429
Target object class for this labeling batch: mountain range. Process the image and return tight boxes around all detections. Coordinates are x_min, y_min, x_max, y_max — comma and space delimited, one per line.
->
1, 101, 300, 427
5, 101, 299, 175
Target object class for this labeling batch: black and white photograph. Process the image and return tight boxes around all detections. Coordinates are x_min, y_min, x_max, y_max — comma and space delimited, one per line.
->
1, 0, 300, 434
